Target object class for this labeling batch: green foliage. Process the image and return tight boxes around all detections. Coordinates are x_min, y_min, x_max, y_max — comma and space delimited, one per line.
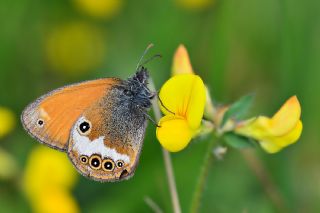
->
221, 94, 255, 128
0, 0, 319, 212
223, 132, 255, 149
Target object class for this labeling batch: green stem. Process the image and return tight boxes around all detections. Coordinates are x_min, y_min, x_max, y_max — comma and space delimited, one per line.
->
241, 150, 288, 212
149, 79, 182, 213
190, 135, 216, 213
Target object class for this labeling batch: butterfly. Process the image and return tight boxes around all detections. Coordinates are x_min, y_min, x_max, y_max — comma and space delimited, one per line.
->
21, 49, 157, 182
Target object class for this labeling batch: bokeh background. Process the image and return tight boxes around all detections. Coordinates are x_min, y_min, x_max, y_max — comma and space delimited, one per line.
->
0, 0, 319, 212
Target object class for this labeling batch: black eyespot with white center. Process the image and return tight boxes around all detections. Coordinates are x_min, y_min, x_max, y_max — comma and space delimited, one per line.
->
77, 119, 91, 135
116, 160, 124, 168
89, 155, 101, 170
80, 121, 90, 132
102, 159, 115, 172
80, 155, 88, 164
37, 119, 44, 127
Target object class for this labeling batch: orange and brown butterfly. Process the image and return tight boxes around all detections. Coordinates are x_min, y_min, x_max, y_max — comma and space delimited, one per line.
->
21, 61, 155, 182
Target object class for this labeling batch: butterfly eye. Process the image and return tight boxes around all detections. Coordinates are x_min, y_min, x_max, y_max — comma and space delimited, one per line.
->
123, 89, 133, 97
78, 120, 91, 135
116, 160, 124, 168
102, 159, 115, 171
143, 103, 151, 108
37, 119, 44, 127
89, 155, 102, 170
80, 155, 88, 164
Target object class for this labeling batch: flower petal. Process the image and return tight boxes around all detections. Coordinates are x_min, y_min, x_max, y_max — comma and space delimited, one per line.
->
159, 74, 206, 129
156, 115, 194, 152
235, 116, 270, 139
186, 76, 206, 129
260, 120, 303, 153
172, 45, 194, 75
270, 96, 301, 136
236, 96, 301, 138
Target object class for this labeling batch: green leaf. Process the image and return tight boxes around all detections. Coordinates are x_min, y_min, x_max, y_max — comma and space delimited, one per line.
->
223, 132, 255, 149
220, 94, 254, 127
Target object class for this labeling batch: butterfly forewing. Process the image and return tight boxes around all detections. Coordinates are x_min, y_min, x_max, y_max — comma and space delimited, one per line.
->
21, 78, 119, 150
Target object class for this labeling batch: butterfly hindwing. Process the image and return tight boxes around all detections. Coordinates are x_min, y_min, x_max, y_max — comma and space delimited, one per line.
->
67, 83, 148, 182
21, 78, 119, 151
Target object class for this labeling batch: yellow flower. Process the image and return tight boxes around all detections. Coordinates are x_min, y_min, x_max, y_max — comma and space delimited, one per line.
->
46, 21, 106, 78
23, 146, 79, 213
0, 148, 18, 180
172, 44, 215, 121
31, 189, 79, 213
175, 0, 215, 11
0, 106, 15, 138
73, 0, 123, 19
235, 96, 303, 153
156, 74, 206, 152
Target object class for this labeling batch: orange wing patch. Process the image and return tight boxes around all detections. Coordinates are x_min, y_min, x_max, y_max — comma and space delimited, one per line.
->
21, 78, 120, 151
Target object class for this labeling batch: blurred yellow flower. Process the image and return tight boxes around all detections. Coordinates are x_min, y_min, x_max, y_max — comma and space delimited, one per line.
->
175, 0, 214, 11
0, 106, 15, 138
235, 96, 303, 153
0, 148, 18, 180
156, 74, 206, 152
23, 146, 79, 213
46, 21, 106, 77
73, 0, 123, 19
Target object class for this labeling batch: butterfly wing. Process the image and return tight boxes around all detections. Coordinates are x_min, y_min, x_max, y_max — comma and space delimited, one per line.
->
67, 84, 148, 182
21, 78, 120, 151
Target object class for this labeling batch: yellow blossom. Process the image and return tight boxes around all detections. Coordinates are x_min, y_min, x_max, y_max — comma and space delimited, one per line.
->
31, 189, 79, 213
235, 96, 303, 153
172, 44, 216, 121
0, 106, 15, 138
46, 21, 106, 77
73, 0, 123, 19
0, 148, 18, 180
23, 146, 79, 213
156, 74, 206, 152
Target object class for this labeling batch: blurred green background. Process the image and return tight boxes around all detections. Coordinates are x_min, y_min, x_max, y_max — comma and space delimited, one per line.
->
0, 0, 319, 212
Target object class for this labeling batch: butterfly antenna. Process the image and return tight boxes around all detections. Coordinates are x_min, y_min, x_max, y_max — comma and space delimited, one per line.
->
136, 43, 154, 70
139, 54, 162, 68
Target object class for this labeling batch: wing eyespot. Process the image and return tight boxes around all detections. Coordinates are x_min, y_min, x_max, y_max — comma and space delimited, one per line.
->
89, 155, 102, 170
37, 119, 44, 127
79, 155, 89, 164
77, 119, 91, 136
116, 160, 124, 168
102, 159, 115, 172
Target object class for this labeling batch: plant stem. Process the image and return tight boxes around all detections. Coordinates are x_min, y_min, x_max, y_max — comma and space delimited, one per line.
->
241, 149, 288, 212
150, 79, 181, 213
190, 135, 216, 213
144, 196, 163, 213
162, 149, 181, 213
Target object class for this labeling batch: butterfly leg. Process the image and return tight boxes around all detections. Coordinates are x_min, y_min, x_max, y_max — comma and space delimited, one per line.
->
156, 92, 175, 115
139, 109, 160, 127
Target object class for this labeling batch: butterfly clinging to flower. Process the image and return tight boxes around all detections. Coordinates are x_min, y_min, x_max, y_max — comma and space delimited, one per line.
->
21, 46, 157, 182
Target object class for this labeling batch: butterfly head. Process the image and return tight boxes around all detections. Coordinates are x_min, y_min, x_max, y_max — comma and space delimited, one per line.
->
122, 66, 154, 110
